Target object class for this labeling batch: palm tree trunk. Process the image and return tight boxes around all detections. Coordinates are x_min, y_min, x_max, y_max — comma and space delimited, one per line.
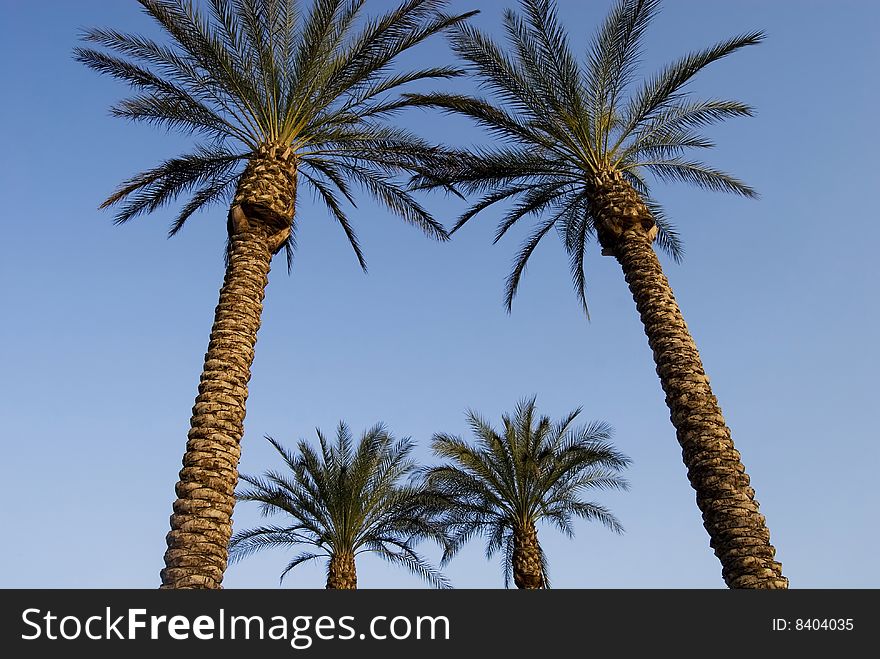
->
512, 523, 545, 589
613, 225, 787, 588
326, 552, 357, 589
160, 143, 295, 589
160, 225, 273, 589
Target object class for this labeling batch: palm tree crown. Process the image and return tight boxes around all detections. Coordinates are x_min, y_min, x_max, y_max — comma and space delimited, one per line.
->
230, 424, 451, 588
409, 0, 762, 312
426, 398, 630, 588
76, 0, 476, 268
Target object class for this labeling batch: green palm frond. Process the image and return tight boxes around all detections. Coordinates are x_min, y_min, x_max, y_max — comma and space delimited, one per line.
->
556, 194, 593, 318
299, 169, 367, 270
503, 213, 559, 313
409, 0, 762, 312
228, 524, 317, 555
425, 398, 630, 585
617, 98, 753, 165
278, 551, 325, 584
230, 425, 450, 587
77, 0, 476, 269
403, 93, 557, 150
364, 542, 452, 589
501, 532, 514, 587
643, 198, 683, 262
586, 0, 659, 143
618, 30, 764, 141
631, 159, 757, 197
98, 145, 245, 225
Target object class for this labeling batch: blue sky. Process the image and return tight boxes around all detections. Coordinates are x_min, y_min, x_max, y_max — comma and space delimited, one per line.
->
1, 0, 878, 589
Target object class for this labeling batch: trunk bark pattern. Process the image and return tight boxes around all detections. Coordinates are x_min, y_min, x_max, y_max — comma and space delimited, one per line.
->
229, 141, 297, 254
326, 552, 357, 590
512, 523, 545, 589
593, 171, 787, 588
160, 143, 297, 589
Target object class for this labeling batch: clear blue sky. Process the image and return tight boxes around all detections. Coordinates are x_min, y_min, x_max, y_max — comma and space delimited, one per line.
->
1, 0, 878, 589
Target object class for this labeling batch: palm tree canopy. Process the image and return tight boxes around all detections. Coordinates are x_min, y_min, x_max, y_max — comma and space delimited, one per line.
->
230, 423, 452, 588
75, 0, 477, 270
407, 0, 762, 311
425, 397, 630, 586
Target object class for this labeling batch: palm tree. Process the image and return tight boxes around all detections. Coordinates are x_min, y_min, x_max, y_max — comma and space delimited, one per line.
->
229, 424, 451, 588
407, 0, 786, 588
426, 398, 629, 588
75, 0, 475, 589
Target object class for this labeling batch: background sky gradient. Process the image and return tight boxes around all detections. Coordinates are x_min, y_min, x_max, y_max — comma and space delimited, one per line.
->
2, 0, 878, 589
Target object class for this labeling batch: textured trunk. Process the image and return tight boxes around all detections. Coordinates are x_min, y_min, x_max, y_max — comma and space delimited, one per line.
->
326, 552, 358, 590
592, 171, 787, 589
159, 227, 272, 589
160, 143, 296, 589
512, 523, 545, 589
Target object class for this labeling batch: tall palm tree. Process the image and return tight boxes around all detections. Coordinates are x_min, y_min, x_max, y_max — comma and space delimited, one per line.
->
426, 398, 630, 588
75, 0, 475, 589
407, 0, 787, 588
230, 424, 451, 588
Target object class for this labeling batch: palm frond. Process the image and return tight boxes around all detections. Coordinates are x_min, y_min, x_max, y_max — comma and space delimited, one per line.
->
620, 30, 764, 138
637, 158, 758, 197
169, 170, 241, 236
228, 525, 317, 563
644, 198, 683, 262
503, 213, 559, 313
100, 146, 245, 227
586, 0, 660, 147
299, 169, 367, 270
279, 551, 325, 584
367, 543, 452, 589
520, 0, 583, 111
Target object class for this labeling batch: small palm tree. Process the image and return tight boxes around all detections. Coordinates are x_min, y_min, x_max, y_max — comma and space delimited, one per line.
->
426, 398, 630, 588
76, 0, 474, 588
230, 423, 451, 589
408, 0, 786, 588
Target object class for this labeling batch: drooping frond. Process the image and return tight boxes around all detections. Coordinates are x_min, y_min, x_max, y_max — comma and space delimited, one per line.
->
299, 169, 367, 270
503, 213, 559, 313
643, 198, 683, 263
364, 542, 452, 589
98, 145, 245, 226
